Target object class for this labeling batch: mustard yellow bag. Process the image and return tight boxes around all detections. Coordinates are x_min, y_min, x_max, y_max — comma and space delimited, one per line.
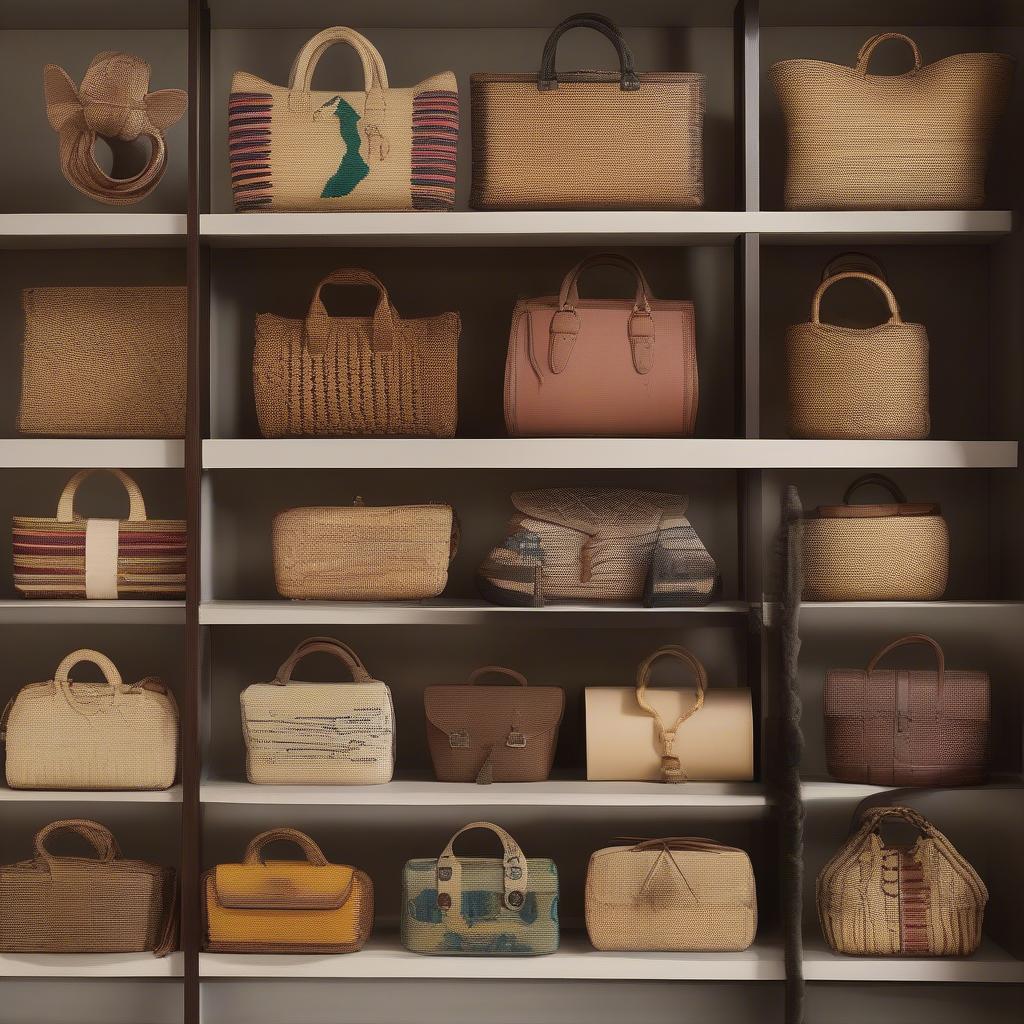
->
203, 828, 373, 953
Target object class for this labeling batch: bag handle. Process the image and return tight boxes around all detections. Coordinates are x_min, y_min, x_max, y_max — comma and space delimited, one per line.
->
56, 468, 147, 523
273, 636, 372, 686
634, 646, 707, 784
435, 821, 528, 914
303, 268, 398, 357
855, 33, 923, 77
54, 648, 126, 695
811, 271, 902, 327
538, 13, 639, 91
855, 804, 934, 838
867, 633, 945, 677
550, 253, 656, 377
842, 473, 907, 506
617, 836, 743, 854
466, 666, 529, 687
243, 828, 329, 867
35, 818, 120, 866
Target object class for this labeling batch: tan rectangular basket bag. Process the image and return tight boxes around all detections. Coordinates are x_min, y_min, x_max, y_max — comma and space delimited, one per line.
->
3, 649, 178, 790
18, 286, 185, 438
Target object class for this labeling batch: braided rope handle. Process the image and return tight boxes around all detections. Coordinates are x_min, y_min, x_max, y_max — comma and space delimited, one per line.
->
244, 828, 329, 866
855, 33, 923, 76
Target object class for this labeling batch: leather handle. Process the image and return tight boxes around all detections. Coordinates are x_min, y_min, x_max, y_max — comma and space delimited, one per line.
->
56, 469, 147, 523
466, 666, 529, 687
288, 26, 389, 94
617, 836, 742, 854
867, 633, 945, 684
35, 818, 120, 865
538, 13, 639, 91
435, 821, 528, 914
855, 33, 923, 76
274, 636, 371, 686
304, 268, 398, 356
842, 473, 907, 506
557, 253, 653, 310
244, 828, 329, 866
811, 271, 902, 326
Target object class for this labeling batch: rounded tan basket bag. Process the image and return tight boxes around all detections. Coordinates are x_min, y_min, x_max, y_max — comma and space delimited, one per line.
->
770, 32, 1013, 210
802, 474, 948, 602
786, 267, 929, 440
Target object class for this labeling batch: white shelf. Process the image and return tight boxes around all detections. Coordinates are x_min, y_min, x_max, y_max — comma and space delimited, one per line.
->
0, 214, 186, 248
0, 785, 182, 803
0, 952, 184, 978
199, 933, 784, 980
801, 778, 1023, 802
0, 439, 184, 469
802, 936, 1024, 983
200, 778, 766, 807
0, 600, 185, 625
199, 600, 749, 626
202, 438, 1018, 471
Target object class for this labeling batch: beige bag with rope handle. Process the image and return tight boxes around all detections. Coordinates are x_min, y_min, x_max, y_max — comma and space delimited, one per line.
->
585, 645, 753, 783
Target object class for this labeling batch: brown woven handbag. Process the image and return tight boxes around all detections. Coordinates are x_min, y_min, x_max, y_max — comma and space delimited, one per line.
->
478, 488, 718, 607
0, 819, 176, 955
19, 286, 186, 438
252, 268, 458, 438
786, 269, 929, 440
424, 666, 565, 784
471, 13, 704, 210
802, 474, 948, 602
824, 634, 989, 787
818, 806, 987, 957
771, 33, 1012, 210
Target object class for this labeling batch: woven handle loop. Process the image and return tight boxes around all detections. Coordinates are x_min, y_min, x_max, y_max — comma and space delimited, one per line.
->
274, 636, 371, 686
842, 473, 907, 506
304, 267, 398, 357
54, 649, 127, 712
857, 804, 933, 838
56, 468, 147, 523
538, 13, 639, 91
855, 33, 923, 76
811, 271, 902, 326
467, 666, 529, 687
435, 821, 528, 913
289, 26, 389, 94
244, 828, 329, 866
35, 818, 120, 865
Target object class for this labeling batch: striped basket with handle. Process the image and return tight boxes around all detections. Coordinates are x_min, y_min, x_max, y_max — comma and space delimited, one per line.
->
12, 469, 186, 599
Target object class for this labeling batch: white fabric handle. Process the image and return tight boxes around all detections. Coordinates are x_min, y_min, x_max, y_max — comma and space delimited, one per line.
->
85, 519, 119, 599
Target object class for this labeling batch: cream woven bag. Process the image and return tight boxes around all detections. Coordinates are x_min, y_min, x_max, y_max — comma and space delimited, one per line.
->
241, 637, 394, 785
2, 649, 178, 791
585, 838, 757, 952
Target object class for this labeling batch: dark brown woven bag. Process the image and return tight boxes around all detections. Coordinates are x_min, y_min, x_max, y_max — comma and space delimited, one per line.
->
825, 634, 989, 786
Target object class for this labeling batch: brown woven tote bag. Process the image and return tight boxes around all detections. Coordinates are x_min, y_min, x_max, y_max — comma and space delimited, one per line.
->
18, 286, 185, 438
786, 269, 929, 440
801, 474, 948, 602
471, 13, 704, 210
771, 33, 1012, 210
817, 806, 987, 957
253, 268, 458, 437
0, 819, 177, 955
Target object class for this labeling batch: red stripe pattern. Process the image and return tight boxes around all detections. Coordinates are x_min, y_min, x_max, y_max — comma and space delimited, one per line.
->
899, 852, 930, 954
411, 89, 458, 210
229, 92, 273, 211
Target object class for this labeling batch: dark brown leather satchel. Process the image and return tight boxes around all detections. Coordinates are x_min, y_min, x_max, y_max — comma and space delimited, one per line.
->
424, 666, 565, 784
824, 634, 989, 786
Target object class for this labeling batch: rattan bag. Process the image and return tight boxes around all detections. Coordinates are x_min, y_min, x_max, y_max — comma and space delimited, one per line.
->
0, 819, 176, 955
786, 269, 929, 439
19, 286, 186, 438
585, 838, 757, 952
253, 268, 458, 437
12, 469, 186, 599
3, 649, 178, 791
771, 32, 1012, 210
273, 498, 456, 600
471, 13, 704, 210
818, 805, 986, 957
802, 474, 948, 602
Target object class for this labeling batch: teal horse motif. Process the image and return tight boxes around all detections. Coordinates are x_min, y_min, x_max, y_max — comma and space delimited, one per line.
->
319, 96, 369, 198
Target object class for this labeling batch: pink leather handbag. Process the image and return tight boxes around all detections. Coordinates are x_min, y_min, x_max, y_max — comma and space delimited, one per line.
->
503, 253, 698, 437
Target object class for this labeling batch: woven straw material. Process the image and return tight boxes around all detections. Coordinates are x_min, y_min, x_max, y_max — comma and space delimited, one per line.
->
771, 34, 1013, 210
272, 503, 454, 600
19, 287, 186, 438
0, 819, 175, 954
4, 649, 178, 791
585, 840, 757, 952
253, 268, 458, 438
817, 806, 987, 956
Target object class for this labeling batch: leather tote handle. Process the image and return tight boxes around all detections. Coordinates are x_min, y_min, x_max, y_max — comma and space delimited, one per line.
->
466, 666, 529, 687
35, 818, 120, 866
842, 473, 907, 505
811, 271, 902, 326
244, 828, 329, 866
558, 252, 654, 310
56, 468, 147, 523
435, 821, 528, 913
634, 645, 708, 784
303, 268, 398, 356
820, 252, 888, 283
274, 636, 372, 686
855, 33, 923, 76
288, 26, 389, 94
538, 13, 640, 91
867, 633, 945, 677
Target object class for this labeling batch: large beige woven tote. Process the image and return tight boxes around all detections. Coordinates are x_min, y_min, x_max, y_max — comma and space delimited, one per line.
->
818, 805, 987, 957
585, 838, 757, 952
771, 33, 1012, 209
253, 268, 458, 437
229, 27, 457, 211
18, 286, 186, 438
3, 649, 178, 790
